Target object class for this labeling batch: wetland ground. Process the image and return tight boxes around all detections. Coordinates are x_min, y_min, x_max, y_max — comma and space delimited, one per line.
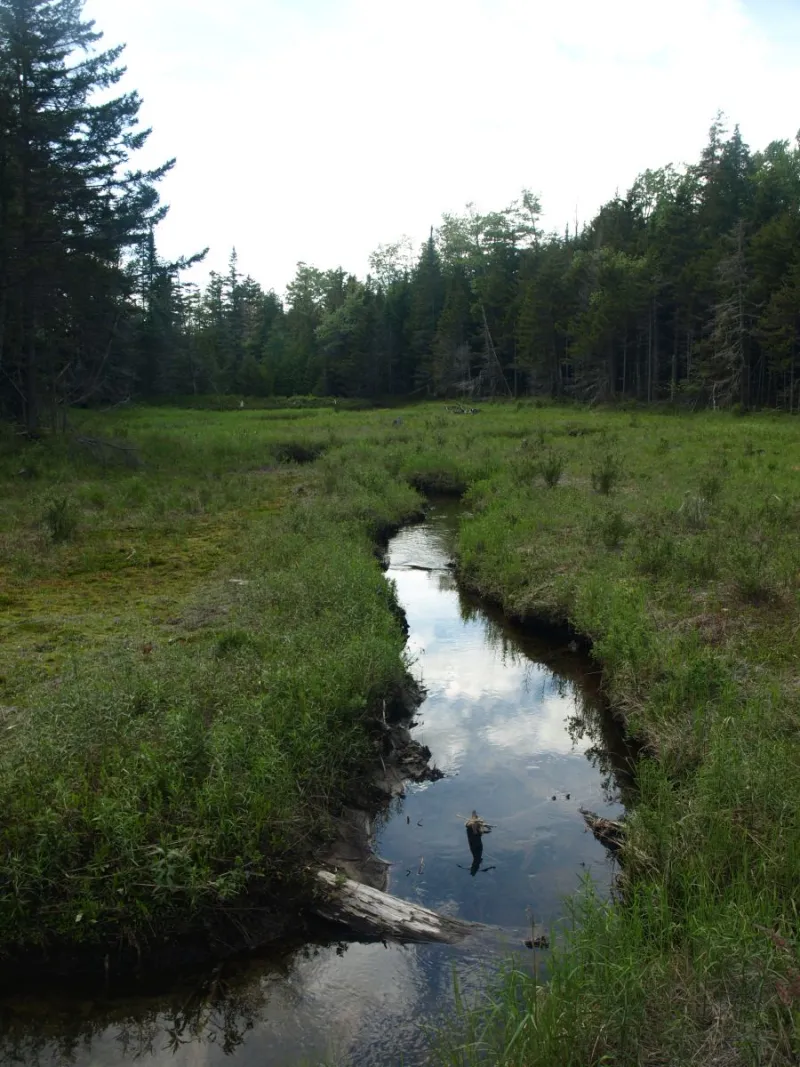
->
1, 400, 799, 1065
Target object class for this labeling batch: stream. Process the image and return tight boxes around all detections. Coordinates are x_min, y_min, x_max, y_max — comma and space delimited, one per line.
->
0, 500, 632, 1067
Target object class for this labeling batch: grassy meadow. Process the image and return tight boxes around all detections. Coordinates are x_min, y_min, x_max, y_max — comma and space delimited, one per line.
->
1, 401, 799, 1064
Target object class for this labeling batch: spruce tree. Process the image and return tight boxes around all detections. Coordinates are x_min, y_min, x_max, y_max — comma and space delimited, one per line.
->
0, 0, 172, 430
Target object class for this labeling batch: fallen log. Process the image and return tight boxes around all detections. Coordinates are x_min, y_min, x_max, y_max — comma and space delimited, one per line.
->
314, 870, 479, 944
579, 807, 626, 854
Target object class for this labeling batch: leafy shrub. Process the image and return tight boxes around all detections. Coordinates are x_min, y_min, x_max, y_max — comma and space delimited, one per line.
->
538, 449, 565, 488
678, 537, 719, 582
679, 492, 711, 530
591, 451, 622, 494
43, 496, 77, 543
635, 531, 676, 576
597, 508, 631, 550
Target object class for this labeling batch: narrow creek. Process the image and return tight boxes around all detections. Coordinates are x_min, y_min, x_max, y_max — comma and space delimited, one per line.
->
0, 500, 633, 1067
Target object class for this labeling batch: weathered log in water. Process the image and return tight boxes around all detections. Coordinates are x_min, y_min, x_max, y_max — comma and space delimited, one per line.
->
580, 807, 625, 853
314, 870, 480, 944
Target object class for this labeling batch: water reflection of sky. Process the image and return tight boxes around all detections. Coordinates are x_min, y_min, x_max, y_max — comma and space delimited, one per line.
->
5, 507, 628, 1067
379, 515, 623, 940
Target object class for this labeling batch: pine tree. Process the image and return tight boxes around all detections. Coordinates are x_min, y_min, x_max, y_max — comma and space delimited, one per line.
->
702, 220, 753, 407
0, 0, 172, 430
431, 265, 474, 394
407, 231, 444, 391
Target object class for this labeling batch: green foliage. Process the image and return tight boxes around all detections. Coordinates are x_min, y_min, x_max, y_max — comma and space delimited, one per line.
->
591, 450, 622, 494
4, 8, 800, 428
595, 507, 631, 549
730, 539, 777, 603
0, 0, 173, 431
42, 496, 77, 543
635, 529, 676, 576
537, 449, 565, 487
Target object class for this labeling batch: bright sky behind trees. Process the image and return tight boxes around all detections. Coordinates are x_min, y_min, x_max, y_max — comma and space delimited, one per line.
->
85, 0, 800, 291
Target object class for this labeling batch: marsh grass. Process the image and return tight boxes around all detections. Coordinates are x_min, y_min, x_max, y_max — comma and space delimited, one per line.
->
730, 539, 778, 604
0, 406, 420, 946
679, 491, 713, 530
591, 450, 622, 494
537, 449, 565, 488
635, 529, 676, 576
428, 406, 800, 1066
1, 401, 799, 1065
595, 507, 631, 550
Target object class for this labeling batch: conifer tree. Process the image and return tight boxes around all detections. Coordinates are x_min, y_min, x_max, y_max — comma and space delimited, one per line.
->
0, 0, 172, 429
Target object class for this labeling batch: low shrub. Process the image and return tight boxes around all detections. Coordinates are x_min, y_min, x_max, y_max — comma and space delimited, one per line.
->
42, 495, 77, 543
538, 449, 565, 488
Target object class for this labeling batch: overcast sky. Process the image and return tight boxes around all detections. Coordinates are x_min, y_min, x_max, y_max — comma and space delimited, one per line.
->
85, 0, 800, 293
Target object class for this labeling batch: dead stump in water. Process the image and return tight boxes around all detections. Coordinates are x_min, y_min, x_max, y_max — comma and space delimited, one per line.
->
579, 807, 625, 854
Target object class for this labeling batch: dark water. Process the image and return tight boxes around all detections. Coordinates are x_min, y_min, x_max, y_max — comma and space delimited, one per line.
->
0, 502, 632, 1067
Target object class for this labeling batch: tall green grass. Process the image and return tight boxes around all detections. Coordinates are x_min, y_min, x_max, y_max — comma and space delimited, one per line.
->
0, 408, 420, 946
1, 402, 799, 1064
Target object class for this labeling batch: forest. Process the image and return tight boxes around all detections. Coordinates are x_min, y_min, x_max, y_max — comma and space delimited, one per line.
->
2, 3, 800, 424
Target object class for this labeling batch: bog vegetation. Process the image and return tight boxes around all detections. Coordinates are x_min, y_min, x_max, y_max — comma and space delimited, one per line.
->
2, 402, 800, 1065
1, 2, 800, 1065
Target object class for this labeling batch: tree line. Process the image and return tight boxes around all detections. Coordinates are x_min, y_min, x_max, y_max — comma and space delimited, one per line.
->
3, 1, 800, 430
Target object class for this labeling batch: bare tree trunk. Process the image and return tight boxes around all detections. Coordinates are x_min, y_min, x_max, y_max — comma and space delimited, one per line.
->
314, 870, 480, 944
608, 343, 615, 399
23, 291, 38, 434
652, 297, 658, 402
0, 288, 6, 387
622, 335, 628, 397
790, 348, 796, 414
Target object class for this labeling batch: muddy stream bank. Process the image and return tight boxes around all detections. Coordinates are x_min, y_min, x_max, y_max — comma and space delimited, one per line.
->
0, 499, 634, 1067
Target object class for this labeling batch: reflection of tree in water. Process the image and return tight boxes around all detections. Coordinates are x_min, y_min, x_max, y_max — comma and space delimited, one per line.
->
566, 701, 638, 806
454, 582, 637, 806
0, 939, 343, 1066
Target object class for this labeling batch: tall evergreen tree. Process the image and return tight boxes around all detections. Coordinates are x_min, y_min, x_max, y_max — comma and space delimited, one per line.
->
407, 230, 444, 391
0, 0, 172, 430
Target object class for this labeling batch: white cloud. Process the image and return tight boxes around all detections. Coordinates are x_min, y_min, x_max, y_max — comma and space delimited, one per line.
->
85, 0, 799, 289
483, 694, 591, 757
387, 560, 592, 776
